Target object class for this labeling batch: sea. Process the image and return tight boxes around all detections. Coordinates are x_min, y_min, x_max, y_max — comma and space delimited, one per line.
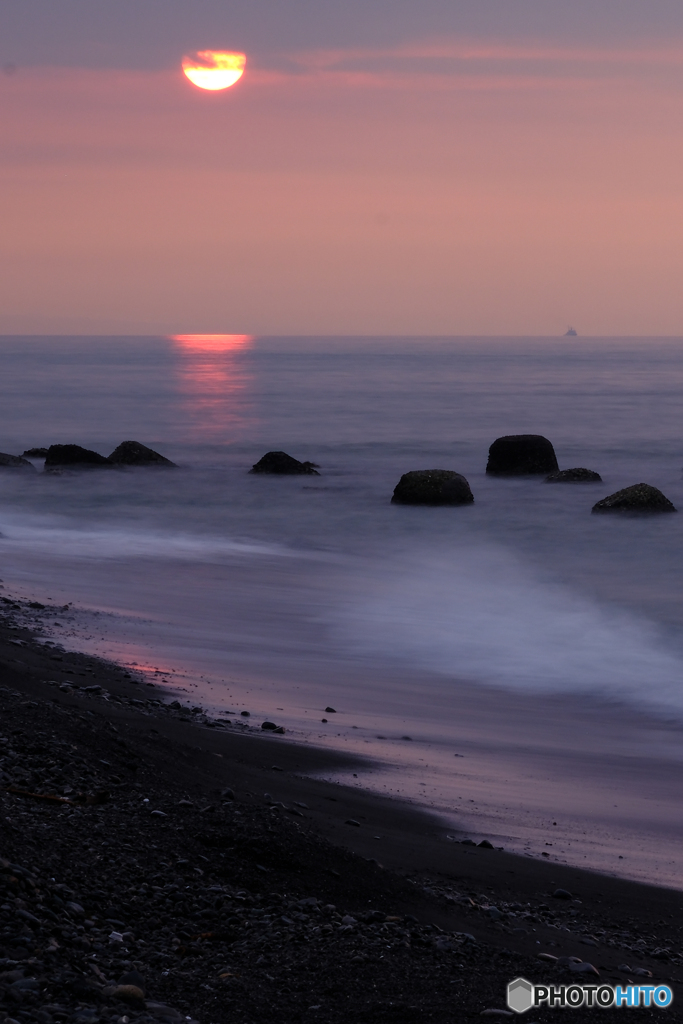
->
2, 334, 683, 886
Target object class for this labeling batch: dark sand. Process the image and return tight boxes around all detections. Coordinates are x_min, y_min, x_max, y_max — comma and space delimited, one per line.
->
1, 595, 683, 1021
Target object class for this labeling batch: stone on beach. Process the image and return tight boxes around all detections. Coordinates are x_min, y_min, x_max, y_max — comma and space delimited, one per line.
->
486, 435, 559, 476
44, 444, 112, 471
108, 440, 177, 467
545, 467, 602, 482
592, 483, 676, 513
567, 961, 600, 977
0, 452, 36, 470
108, 984, 146, 1008
391, 470, 474, 506
552, 888, 573, 899
250, 451, 320, 475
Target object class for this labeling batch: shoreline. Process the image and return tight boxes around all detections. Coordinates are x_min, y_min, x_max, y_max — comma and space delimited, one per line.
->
5, 576, 683, 890
2, 592, 683, 1020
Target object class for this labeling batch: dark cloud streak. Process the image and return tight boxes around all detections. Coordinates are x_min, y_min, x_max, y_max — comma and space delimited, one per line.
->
2, 0, 683, 71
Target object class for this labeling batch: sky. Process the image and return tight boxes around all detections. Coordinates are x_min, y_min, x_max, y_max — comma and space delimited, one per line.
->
2, 1, 683, 335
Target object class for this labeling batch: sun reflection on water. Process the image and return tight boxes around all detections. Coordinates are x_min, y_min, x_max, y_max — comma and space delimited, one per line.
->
170, 334, 255, 441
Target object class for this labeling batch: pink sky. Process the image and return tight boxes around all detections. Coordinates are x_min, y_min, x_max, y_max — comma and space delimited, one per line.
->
1, 40, 683, 334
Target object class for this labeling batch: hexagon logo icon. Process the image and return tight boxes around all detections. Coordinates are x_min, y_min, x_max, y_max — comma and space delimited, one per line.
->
507, 977, 534, 1014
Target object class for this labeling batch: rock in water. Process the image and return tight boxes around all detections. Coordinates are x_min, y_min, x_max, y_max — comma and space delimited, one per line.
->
592, 483, 676, 514
250, 451, 320, 475
486, 435, 559, 476
0, 452, 36, 470
43, 444, 111, 471
391, 470, 474, 506
108, 440, 177, 467
545, 468, 602, 482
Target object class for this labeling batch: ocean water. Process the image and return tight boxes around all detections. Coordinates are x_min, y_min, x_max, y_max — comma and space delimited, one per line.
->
2, 334, 683, 884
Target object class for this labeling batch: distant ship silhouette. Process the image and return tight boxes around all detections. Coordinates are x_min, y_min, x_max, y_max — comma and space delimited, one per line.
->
565, 326, 577, 336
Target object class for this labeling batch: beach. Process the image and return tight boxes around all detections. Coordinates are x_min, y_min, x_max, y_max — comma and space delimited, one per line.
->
3, 335, 683, 892
2, 595, 683, 1022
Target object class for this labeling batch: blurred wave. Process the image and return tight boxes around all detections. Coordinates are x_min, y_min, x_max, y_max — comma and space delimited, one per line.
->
331, 544, 683, 716
0, 516, 294, 562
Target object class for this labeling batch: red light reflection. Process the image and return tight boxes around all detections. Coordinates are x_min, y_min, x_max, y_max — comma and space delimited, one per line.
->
170, 334, 255, 440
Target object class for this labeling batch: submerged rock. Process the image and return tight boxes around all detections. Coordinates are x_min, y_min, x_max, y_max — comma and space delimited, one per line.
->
0, 452, 36, 470
545, 467, 602, 482
486, 435, 559, 476
44, 444, 111, 471
592, 483, 676, 514
391, 470, 474, 506
250, 451, 320, 475
108, 440, 177, 467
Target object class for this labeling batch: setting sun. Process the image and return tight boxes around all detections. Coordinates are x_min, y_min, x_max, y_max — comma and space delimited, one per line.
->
181, 50, 246, 91
171, 333, 253, 351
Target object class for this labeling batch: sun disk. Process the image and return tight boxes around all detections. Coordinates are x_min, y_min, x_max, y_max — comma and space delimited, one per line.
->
182, 50, 246, 91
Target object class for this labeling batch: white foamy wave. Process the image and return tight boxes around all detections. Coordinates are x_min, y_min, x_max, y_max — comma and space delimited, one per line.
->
332, 545, 683, 717
0, 518, 293, 563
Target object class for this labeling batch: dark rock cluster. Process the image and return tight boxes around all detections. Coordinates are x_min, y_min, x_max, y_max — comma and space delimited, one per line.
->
3, 437, 680, 519
0, 443, 178, 473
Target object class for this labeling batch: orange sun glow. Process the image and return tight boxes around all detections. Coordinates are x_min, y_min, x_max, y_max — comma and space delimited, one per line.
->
182, 51, 246, 91
171, 334, 253, 352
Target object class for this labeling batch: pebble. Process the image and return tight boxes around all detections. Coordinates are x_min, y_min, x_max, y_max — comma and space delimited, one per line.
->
552, 888, 573, 900
567, 961, 599, 977
118, 970, 147, 994
146, 1003, 185, 1021
105, 984, 146, 1008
